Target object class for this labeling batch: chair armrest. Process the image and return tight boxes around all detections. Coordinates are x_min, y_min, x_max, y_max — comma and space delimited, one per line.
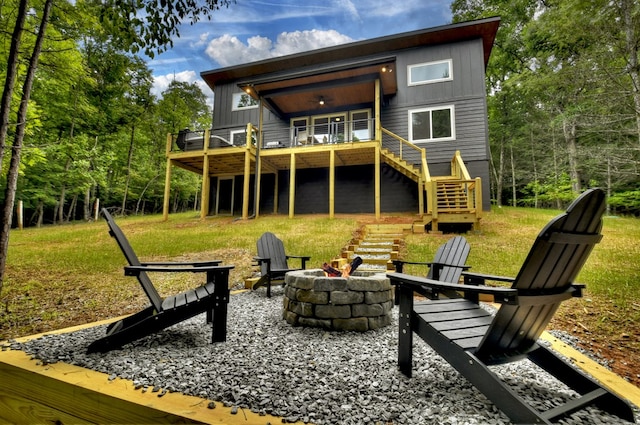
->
124, 264, 234, 276
286, 255, 311, 269
392, 260, 470, 273
392, 259, 432, 272
388, 272, 518, 304
140, 260, 222, 267
254, 256, 271, 265
462, 271, 515, 285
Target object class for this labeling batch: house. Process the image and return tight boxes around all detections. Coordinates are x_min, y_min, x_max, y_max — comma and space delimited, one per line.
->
162, 17, 500, 231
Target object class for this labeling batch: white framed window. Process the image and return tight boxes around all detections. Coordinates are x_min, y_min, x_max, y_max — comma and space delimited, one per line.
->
408, 59, 453, 86
230, 128, 256, 146
290, 118, 309, 144
409, 105, 455, 143
232, 92, 259, 111
349, 110, 371, 141
312, 113, 346, 143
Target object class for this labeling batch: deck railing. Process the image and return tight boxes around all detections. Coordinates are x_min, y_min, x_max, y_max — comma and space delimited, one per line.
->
169, 118, 376, 152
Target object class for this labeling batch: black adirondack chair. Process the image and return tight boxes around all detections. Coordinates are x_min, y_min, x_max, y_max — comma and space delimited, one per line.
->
388, 189, 635, 424
392, 235, 470, 301
87, 209, 234, 353
253, 232, 310, 297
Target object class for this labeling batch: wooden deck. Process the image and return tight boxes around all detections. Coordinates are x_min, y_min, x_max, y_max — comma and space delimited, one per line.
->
1, 316, 638, 424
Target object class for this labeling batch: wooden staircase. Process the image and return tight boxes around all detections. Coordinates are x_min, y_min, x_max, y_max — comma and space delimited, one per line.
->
334, 224, 410, 272
436, 180, 469, 211
379, 136, 482, 233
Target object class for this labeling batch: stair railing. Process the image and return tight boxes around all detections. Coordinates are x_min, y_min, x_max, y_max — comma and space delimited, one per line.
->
380, 127, 431, 216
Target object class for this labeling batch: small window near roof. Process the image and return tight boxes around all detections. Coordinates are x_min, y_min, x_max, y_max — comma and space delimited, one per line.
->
232, 93, 259, 110
408, 59, 453, 86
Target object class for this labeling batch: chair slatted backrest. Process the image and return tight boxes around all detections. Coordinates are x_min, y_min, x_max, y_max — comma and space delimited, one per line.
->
102, 209, 164, 312
257, 232, 289, 274
429, 236, 469, 283
475, 189, 605, 361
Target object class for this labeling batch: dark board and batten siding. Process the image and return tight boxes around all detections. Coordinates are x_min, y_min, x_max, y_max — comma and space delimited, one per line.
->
206, 36, 492, 213
275, 165, 418, 215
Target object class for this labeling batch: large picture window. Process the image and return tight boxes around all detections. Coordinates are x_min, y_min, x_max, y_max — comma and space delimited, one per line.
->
409, 106, 455, 142
232, 92, 259, 110
408, 59, 453, 85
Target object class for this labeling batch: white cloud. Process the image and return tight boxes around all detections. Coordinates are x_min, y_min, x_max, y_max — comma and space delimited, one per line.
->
205, 29, 353, 67
152, 70, 214, 105
191, 32, 211, 48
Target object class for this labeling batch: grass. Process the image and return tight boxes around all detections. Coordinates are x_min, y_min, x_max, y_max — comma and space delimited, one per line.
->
1, 207, 639, 383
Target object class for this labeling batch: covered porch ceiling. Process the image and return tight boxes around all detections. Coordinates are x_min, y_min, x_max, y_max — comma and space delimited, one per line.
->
238, 58, 397, 118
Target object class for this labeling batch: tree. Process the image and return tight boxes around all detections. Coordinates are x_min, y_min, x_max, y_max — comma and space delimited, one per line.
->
90, 0, 234, 57
0, 0, 53, 294
0, 0, 236, 292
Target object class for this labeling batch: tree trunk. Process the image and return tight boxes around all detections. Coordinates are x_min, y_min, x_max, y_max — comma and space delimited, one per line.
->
0, 0, 53, 291
621, 0, 640, 146
84, 187, 91, 221
57, 157, 71, 224
66, 194, 78, 222
122, 124, 136, 213
0, 0, 28, 172
490, 136, 504, 207
530, 129, 538, 208
510, 144, 516, 207
562, 118, 581, 193
135, 174, 158, 215
36, 201, 43, 228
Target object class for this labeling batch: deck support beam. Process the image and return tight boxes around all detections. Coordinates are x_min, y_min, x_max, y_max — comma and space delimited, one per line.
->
254, 107, 263, 219
200, 154, 210, 219
289, 153, 296, 218
162, 133, 173, 221
375, 79, 381, 220
329, 150, 335, 218
242, 149, 251, 219
162, 158, 172, 221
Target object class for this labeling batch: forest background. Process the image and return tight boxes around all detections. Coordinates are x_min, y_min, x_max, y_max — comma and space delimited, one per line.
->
0, 0, 639, 290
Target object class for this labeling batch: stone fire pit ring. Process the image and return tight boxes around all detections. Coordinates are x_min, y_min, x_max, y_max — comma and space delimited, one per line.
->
282, 269, 393, 331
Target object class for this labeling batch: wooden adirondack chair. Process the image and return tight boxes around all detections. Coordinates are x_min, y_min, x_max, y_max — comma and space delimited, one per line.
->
388, 189, 635, 424
253, 232, 310, 297
87, 209, 234, 353
392, 235, 470, 301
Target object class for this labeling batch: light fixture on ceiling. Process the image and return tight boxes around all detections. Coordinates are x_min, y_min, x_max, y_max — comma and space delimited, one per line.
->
319, 96, 325, 106
382, 66, 392, 73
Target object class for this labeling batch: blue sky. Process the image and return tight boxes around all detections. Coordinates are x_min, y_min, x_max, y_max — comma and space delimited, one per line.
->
146, 0, 453, 101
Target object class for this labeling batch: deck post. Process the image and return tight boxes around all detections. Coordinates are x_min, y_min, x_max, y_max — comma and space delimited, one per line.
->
162, 133, 174, 220
418, 176, 424, 216
200, 154, 210, 219
162, 157, 172, 221
375, 143, 381, 220
242, 149, 251, 219
289, 153, 296, 218
329, 150, 335, 218
375, 79, 381, 220
254, 108, 263, 218
375, 79, 381, 141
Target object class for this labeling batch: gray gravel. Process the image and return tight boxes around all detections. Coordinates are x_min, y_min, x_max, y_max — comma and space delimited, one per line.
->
8, 288, 639, 424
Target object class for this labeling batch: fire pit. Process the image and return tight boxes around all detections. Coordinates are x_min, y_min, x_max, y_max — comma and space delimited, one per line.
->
282, 269, 393, 331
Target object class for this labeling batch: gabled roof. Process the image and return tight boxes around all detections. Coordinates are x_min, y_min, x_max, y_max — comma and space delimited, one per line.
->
201, 17, 500, 118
